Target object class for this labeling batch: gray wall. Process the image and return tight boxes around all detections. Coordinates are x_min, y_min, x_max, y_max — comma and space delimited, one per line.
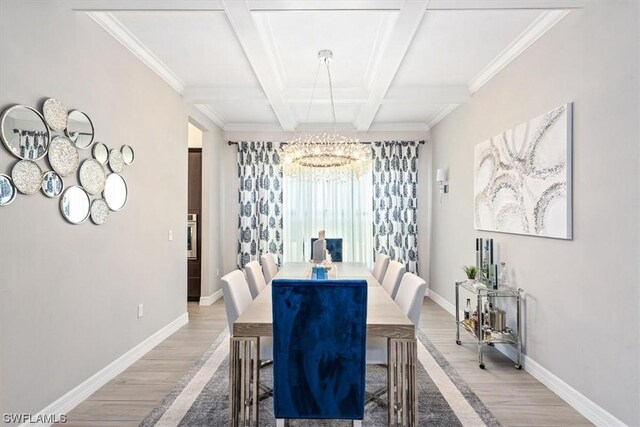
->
0, 0, 204, 415
221, 130, 432, 281
429, 3, 639, 425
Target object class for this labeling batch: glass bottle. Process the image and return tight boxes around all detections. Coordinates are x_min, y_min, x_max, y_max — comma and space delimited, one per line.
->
464, 299, 471, 320
498, 262, 509, 288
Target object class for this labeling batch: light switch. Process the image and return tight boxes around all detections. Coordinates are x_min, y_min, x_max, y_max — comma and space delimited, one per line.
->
168, 230, 173, 241
137, 304, 144, 318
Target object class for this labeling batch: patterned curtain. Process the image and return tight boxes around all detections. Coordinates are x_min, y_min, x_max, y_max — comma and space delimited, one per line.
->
372, 141, 420, 274
237, 141, 283, 269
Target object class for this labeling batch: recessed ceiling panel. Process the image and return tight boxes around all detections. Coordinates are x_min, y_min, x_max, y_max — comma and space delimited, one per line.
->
112, 11, 262, 88
373, 104, 445, 124
394, 10, 544, 86
253, 10, 399, 89
208, 102, 278, 124
291, 103, 359, 125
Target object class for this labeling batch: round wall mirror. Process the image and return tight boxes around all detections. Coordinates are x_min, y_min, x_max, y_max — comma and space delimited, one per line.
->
0, 105, 50, 160
79, 159, 106, 195
42, 98, 68, 132
93, 142, 108, 165
48, 136, 79, 177
104, 173, 127, 211
121, 145, 135, 165
60, 186, 90, 224
65, 110, 94, 149
90, 198, 109, 225
12, 160, 43, 195
0, 174, 17, 206
42, 171, 64, 198
108, 149, 124, 173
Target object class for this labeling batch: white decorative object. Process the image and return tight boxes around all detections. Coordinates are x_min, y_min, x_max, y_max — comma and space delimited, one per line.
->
12, 160, 43, 195
108, 149, 124, 173
90, 199, 109, 225
48, 136, 79, 177
79, 159, 106, 195
474, 103, 572, 239
42, 98, 68, 132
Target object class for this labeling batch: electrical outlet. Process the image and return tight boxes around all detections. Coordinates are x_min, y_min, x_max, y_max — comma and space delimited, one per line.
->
138, 304, 144, 318
168, 230, 173, 241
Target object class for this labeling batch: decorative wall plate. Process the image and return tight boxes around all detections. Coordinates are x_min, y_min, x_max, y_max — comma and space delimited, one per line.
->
121, 145, 135, 165
79, 159, 106, 195
93, 142, 108, 165
41, 170, 64, 198
65, 110, 94, 149
48, 136, 79, 177
0, 105, 50, 160
90, 198, 109, 225
108, 149, 124, 173
104, 173, 127, 211
60, 186, 90, 224
12, 160, 43, 195
0, 174, 17, 206
43, 98, 68, 131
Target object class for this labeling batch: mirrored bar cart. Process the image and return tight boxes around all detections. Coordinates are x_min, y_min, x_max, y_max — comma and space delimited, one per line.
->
455, 281, 524, 370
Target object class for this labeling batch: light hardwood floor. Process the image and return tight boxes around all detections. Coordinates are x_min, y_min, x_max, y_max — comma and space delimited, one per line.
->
66, 298, 591, 426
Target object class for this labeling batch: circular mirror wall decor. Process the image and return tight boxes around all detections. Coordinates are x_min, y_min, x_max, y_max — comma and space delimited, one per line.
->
0, 105, 50, 160
0, 174, 17, 206
60, 186, 90, 224
104, 173, 127, 211
108, 149, 124, 173
41, 171, 64, 198
48, 136, 79, 177
121, 145, 135, 165
90, 198, 109, 225
93, 142, 108, 165
12, 160, 43, 195
79, 159, 106, 195
65, 110, 94, 149
42, 98, 68, 132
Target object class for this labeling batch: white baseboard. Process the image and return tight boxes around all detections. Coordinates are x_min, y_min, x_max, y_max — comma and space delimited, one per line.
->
22, 312, 189, 427
426, 289, 626, 427
199, 289, 222, 306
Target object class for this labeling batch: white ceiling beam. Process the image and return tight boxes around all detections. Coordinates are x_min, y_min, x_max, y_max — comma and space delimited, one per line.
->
246, 1, 403, 11
353, 1, 428, 131
383, 85, 470, 104
183, 87, 269, 104
424, 0, 586, 9
71, 0, 224, 11
222, 0, 297, 131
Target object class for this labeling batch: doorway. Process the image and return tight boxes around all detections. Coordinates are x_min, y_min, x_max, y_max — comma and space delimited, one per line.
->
187, 123, 203, 301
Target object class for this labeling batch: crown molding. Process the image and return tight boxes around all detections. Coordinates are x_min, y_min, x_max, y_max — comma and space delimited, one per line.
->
194, 105, 226, 129
425, 104, 460, 130
468, 10, 571, 93
223, 123, 284, 132
368, 123, 430, 132
85, 12, 185, 93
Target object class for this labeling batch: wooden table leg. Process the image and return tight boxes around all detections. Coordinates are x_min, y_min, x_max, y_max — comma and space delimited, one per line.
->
229, 337, 260, 426
388, 338, 418, 426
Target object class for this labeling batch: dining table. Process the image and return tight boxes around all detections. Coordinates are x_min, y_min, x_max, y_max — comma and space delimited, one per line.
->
229, 262, 418, 426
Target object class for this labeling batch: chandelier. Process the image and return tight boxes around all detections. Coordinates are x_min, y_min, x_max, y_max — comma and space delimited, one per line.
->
281, 50, 371, 181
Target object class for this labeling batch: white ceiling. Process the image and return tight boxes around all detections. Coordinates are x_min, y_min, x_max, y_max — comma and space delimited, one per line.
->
79, 1, 579, 132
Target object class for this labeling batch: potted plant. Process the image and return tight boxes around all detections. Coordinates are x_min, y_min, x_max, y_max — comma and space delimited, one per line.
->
463, 265, 477, 283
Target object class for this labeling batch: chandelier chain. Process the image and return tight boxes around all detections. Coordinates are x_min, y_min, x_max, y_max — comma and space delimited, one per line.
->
326, 61, 337, 134
305, 61, 322, 124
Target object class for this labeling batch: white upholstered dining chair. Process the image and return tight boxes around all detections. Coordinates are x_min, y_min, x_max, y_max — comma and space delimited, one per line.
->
366, 272, 427, 405
371, 253, 391, 284
245, 260, 267, 299
380, 260, 406, 300
260, 253, 278, 284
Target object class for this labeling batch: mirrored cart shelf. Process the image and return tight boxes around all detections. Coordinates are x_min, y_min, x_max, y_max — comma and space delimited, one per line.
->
455, 281, 524, 370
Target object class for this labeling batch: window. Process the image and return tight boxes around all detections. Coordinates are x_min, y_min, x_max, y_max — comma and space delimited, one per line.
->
283, 169, 374, 267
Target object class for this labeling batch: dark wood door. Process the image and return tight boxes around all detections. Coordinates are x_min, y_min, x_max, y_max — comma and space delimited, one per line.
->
188, 148, 202, 301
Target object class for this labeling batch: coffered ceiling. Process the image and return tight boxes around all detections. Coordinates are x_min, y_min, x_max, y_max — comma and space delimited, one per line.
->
73, 0, 585, 132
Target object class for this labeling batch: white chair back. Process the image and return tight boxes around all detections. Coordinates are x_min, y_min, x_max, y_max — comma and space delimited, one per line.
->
371, 253, 390, 283
221, 270, 254, 333
394, 273, 427, 326
381, 261, 406, 300
260, 253, 278, 284
245, 260, 267, 299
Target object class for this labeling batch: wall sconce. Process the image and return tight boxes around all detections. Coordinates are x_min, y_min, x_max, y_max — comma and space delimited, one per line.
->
436, 168, 448, 195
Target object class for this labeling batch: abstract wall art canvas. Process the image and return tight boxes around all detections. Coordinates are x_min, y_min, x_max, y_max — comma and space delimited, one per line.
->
474, 103, 572, 239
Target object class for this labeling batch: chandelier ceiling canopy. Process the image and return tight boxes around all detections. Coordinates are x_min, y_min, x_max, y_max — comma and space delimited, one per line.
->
281, 50, 371, 181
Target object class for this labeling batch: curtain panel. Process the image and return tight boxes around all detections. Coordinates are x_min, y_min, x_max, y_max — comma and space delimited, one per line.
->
372, 141, 420, 274
237, 141, 283, 269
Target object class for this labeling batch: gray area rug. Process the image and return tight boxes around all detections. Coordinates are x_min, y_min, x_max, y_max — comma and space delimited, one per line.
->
140, 329, 500, 426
